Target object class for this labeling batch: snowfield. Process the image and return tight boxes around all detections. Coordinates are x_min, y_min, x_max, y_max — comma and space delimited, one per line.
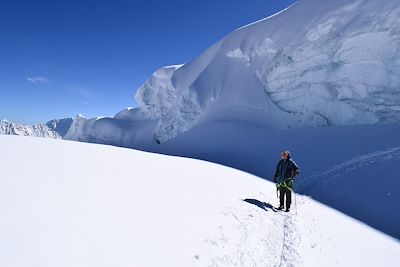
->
0, 135, 398, 266
3, 0, 400, 265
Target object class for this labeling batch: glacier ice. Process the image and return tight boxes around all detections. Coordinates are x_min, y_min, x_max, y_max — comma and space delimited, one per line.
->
66, 0, 400, 145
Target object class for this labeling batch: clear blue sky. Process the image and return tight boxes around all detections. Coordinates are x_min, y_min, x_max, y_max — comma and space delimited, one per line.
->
0, 0, 296, 124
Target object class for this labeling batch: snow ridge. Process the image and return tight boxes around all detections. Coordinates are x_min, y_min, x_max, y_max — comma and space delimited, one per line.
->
134, 0, 400, 142
65, 0, 400, 145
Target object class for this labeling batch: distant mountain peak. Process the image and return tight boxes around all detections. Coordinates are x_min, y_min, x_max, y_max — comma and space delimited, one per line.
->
1, 118, 73, 138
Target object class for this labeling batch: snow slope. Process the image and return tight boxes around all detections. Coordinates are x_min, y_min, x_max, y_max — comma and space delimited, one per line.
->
0, 135, 398, 266
66, 0, 400, 144
0, 118, 72, 138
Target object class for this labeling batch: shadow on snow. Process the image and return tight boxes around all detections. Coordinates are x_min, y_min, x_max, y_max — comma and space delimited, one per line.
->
243, 198, 277, 212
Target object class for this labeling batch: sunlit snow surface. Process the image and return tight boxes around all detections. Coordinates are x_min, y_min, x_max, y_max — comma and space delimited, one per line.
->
0, 135, 398, 266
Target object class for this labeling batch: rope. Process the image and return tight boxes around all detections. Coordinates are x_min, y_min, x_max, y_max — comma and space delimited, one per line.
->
276, 179, 297, 214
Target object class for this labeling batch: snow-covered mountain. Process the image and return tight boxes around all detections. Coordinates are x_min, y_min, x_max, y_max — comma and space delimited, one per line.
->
1, 135, 398, 266
0, 118, 72, 138
66, 0, 400, 145
62, 0, 400, 240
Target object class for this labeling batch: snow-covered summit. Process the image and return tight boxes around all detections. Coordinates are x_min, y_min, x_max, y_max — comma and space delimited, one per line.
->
66, 0, 400, 144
